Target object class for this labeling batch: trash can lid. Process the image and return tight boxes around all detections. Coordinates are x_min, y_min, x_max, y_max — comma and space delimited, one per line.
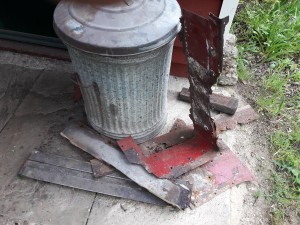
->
53, 0, 181, 56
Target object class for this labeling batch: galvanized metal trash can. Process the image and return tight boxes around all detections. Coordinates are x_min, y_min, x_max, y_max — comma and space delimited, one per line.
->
53, 0, 181, 143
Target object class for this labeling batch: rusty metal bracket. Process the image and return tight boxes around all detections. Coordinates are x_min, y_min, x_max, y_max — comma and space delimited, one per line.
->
117, 126, 217, 179
180, 10, 229, 144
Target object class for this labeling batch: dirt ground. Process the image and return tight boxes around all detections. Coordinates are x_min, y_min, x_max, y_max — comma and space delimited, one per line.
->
237, 78, 300, 225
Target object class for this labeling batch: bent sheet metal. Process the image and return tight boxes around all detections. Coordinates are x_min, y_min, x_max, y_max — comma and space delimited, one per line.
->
59, 123, 254, 209
118, 11, 229, 179
61, 124, 191, 209
117, 120, 255, 207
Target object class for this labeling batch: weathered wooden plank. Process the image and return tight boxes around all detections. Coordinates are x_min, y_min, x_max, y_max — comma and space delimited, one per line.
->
0, 113, 95, 225
29, 150, 92, 173
29, 150, 127, 180
20, 152, 166, 206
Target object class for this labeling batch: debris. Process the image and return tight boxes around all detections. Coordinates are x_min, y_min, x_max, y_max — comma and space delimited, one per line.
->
90, 159, 114, 178
61, 124, 191, 209
19, 151, 167, 206
27, 10, 254, 211
169, 118, 187, 133
213, 105, 259, 134
117, 122, 256, 207
178, 87, 190, 102
178, 87, 239, 115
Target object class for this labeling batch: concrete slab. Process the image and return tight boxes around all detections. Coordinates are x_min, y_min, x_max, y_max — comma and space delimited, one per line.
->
0, 64, 42, 131
163, 76, 191, 132
0, 51, 256, 225
0, 114, 49, 187
87, 191, 231, 225
0, 67, 95, 225
15, 70, 75, 116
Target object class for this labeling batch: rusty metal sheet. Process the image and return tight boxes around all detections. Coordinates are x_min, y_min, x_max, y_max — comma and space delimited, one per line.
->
118, 128, 217, 179
183, 140, 255, 207
116, 132, 255, 207
141, 125, 195, 154
117, 104, 258, 180
61, 124, 191, 209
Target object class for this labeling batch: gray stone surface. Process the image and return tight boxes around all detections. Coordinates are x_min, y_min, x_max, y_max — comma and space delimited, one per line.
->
87, 191, 231, 225
219, 33, 239, 86
15, 70, 75, 116
0, 65, 42, 131
0, 110, 94, 225
0, 61, 95, 225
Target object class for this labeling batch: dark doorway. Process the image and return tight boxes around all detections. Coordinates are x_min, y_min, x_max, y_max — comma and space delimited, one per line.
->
0, 0, 58, 37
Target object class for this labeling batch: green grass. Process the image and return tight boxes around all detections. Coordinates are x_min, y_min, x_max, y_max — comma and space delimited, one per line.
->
236, 0, 300, 60
234, 0, 300, 223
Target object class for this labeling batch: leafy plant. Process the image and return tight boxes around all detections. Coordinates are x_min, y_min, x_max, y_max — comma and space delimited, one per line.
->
234, 0, 300, 223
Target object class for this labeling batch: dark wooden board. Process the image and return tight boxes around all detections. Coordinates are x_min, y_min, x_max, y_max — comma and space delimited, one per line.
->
20, 151, 167, 206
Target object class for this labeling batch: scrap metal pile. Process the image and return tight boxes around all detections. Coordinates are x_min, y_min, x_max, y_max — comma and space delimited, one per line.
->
20, 10, 258, 209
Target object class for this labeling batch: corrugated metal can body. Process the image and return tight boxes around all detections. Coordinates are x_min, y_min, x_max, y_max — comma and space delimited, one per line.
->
68, 41, 174, 143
